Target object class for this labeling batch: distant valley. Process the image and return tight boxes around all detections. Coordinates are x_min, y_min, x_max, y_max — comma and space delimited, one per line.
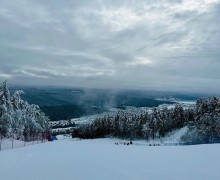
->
10, 86, 201, 121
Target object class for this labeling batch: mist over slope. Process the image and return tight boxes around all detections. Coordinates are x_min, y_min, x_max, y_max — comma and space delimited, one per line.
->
10, 86, 201, 121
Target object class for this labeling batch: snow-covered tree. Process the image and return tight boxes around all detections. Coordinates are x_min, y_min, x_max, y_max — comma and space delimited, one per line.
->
194, 97, 220, 143
0, 80, 51, 149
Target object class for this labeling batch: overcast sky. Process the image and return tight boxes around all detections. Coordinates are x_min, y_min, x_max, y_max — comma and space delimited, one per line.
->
0, 0, 220, 93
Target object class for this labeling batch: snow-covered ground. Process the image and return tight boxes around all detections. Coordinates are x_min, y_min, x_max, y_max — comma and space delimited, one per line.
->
0, 138, 220, 180
157, 98, 196, 110
132, 126, 189, 146
0, 126, 188, 151
0, 139, 48, 151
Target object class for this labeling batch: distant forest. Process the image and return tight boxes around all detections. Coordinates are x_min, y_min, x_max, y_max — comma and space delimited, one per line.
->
11, 87, 183, 120
40, 97, 173, 121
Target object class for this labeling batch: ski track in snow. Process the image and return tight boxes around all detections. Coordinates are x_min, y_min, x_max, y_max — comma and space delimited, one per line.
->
0, 138, 220, 180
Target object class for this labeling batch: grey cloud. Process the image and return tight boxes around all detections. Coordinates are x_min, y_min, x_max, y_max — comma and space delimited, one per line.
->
0, 0, 220, 93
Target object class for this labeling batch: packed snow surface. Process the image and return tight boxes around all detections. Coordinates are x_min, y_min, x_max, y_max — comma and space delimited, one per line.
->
0, 138, 220, 180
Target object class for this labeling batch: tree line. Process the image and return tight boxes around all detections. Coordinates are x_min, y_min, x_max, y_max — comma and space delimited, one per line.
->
73, 97, 220, 144
0, 81, 51, 150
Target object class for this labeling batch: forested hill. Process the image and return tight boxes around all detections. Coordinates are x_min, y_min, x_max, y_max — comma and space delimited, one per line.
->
9, 86, 200, 121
